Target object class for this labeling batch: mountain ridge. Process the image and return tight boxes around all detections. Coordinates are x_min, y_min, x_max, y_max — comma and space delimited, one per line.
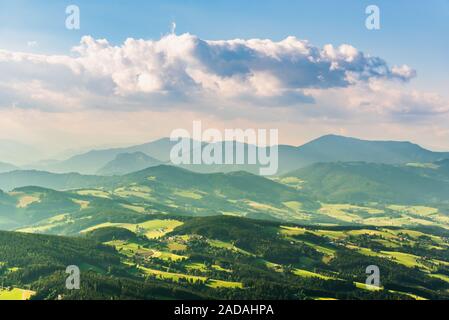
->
284, 161, 449, 203
97, 151, 163, 176
19, 134, 449, 175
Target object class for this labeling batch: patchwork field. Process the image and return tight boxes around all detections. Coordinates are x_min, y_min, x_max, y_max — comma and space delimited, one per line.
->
0, 288, 35, 300
1, 161, 449, 300
81, 219, 183, 239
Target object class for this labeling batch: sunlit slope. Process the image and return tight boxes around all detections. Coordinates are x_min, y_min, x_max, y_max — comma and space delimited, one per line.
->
285, 162, 449, 203
90, 215, 449, 300
4, 161, 449, 234
0, 229, 205, 300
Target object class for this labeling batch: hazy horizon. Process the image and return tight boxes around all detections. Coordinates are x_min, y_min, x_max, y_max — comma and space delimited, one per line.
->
2, 132, 449, 167
1, 1, 448, 163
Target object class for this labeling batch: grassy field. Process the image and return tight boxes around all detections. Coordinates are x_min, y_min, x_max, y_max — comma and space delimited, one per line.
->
280, 226, 307, 236
348, 245, 428, 270
275, 176, 304, 189
139, 220, 184, 239
152, 250, 186, 261
120, 203, 146, 213
76, 189, 110, 198
113, 185, 155, 201
139, 266, 206, 282
82, 219, 183, 239
293, 268, 334, 280
387, 205, 438, 216
138, 266, 243, 289
72, 199, 90, 209
0, 288, 35, 300
318, 204, 384, 223
16, 214, 73, 233
354, 282, 382, 291
207, 279, 243, 289
429, 274, 449, 283
106, 240, 150, 257
16, 195, 40, 208
282, 201, 303, 211
107, 240, 187, 261
314, 203, 449, 230
282, 223, 449, 271
207, 239, 253, 256
174, 190, 204, 200
185, 262, 208, 272
167, 241, 187, 251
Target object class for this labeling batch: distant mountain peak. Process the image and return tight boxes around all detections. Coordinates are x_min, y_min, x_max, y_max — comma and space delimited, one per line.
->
97, 151, 162, 176
24, 134, 449, 176
114, 151, 153, 161
311, 134, 415, 145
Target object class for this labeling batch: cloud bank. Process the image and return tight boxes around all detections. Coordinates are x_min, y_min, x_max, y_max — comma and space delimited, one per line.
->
0, 33, 424, 111
0, 33, 448, 156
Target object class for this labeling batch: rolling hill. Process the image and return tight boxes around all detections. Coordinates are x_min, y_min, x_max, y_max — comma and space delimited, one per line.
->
3, 160, 449, 233
295, 134, 449, 165
3, 215, 449, 300
1, 157, 449, 300
97, 152, 162, 176
0, 229, 205, 300
284, 161, 449, 203
23, 135, 449, 175
0, 165, 317, 231
0, 170, 114, 191
27, 138, 177, 174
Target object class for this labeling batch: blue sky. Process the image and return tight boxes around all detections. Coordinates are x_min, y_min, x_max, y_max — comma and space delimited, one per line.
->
0, 0, 448, 158
1, 0, 447, 92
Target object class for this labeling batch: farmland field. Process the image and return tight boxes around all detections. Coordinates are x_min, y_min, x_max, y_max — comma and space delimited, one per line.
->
0, 288, 35, 300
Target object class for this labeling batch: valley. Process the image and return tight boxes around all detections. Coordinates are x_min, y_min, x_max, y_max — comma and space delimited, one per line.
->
2, 214, 449, 300
1, 135, 449, 300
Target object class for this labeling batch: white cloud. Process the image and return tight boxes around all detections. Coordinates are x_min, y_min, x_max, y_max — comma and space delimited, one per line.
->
0, 33, 448, 156
0, 33, 421, 109
391, 65, 416, 80
301, 79, 449, 121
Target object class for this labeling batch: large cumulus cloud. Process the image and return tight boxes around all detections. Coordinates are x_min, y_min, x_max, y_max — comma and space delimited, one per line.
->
1, 33, 417, 106
71, 34, 417, 97
1, 33, 449, 159
0, 32, 447, 122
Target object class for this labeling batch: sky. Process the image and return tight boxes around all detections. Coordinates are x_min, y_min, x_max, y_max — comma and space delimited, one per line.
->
0, 0, 448, 163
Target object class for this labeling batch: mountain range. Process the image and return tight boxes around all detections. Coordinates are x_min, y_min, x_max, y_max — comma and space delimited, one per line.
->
2, 135, 449, 300
284, 160, 449, 203
8, 134, 449, 176
1, 158, 449, 232
97, 152, 162, 176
